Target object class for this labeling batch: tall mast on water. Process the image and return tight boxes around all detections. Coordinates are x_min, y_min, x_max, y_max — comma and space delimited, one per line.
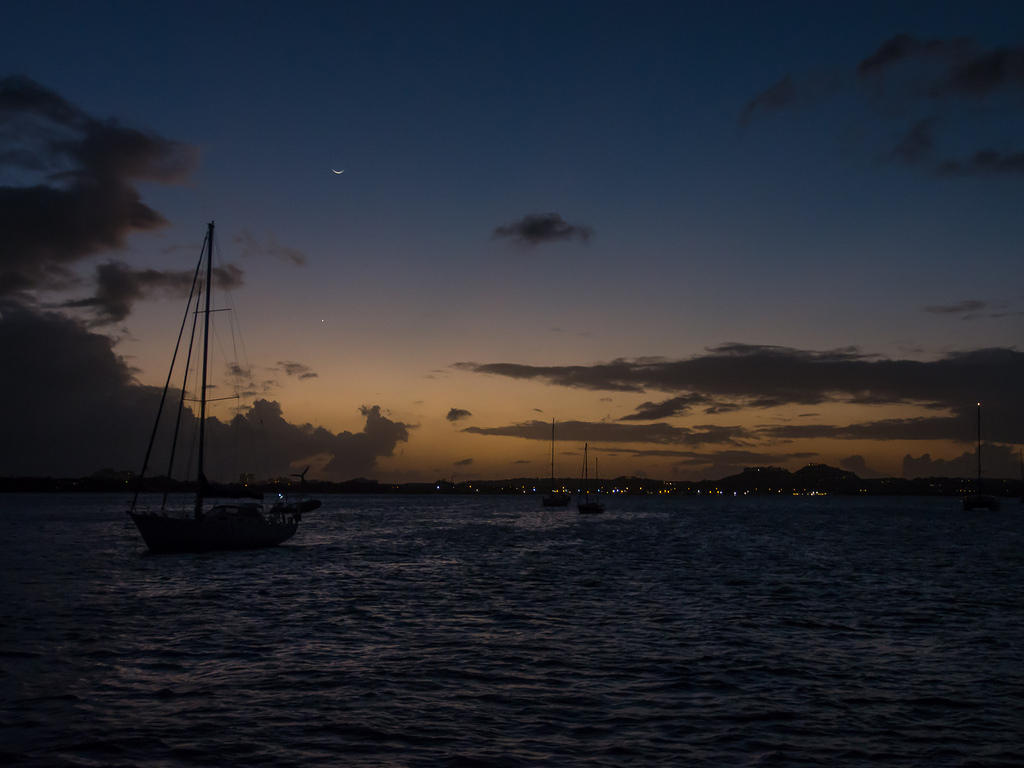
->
195, 221, 214, 518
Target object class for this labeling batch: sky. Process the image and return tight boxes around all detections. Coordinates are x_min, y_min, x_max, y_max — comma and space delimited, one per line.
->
2, 1, 1023, 483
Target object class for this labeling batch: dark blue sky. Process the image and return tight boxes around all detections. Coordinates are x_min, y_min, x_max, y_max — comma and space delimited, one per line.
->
2, 1, 1022, 480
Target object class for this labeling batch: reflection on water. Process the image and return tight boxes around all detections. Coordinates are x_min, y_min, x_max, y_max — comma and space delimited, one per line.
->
1, 493, 1022, 766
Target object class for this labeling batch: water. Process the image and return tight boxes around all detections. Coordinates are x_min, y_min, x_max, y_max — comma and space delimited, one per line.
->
1, 493, 1022, 766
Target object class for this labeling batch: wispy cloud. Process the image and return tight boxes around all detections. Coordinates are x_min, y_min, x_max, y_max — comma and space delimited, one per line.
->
856, 34, 970, 76
277, 360, 318, 380
462, 418, 750, 447
743, 35, 1024, 176
739, 74, 797, 127
938, 150, 1024, 176
446, 407, 472, 422
234, 230, 307, 266
924, 299, 987, 315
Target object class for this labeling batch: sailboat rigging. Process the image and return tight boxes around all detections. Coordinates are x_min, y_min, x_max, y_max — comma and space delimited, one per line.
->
128, 221, 320, 552
541, 418, 570, 507
962, 401, 999, 511
577, 442, 605, 514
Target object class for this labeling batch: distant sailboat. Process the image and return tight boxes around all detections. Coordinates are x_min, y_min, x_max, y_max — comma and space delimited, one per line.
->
577, 442, 605, 514
962, 402, 999, 511
128, 221, 320, 552
542, 418, 570, 507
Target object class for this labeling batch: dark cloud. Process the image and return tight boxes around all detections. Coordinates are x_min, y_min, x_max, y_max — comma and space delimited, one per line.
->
758, 402, 1023, 445
903, 443, 1020, 479
620, 394, 714, 421
455, 360, 645, 392
739, 74, 797, 126
923, 299, 1022, 321
277, 360, 318, 380
924, 299, 987, 315
890, 118, 935, 164
462, 418, 750, 447
939, 46, 1024, 97
759, 416, 961, 442
458, 345, 1024, 414
746, 37, 1024, 175
0, 304, 407, 480
446, 407, 472, 422
857, 34, 969, 75
234, 230, 307, 266
216, 402, 409, 481
454, 458, 473, 466
0, 76, 196, 297
840, 454, 881, 478
492, 213, 592, 246
457, 345, 1024, 445
937, 149, 1024, 176
61, 261, 244, 324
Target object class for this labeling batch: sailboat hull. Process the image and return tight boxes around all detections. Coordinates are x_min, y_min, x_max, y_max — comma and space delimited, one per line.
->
129, 510, 300, 553
962, 494, 1000, 511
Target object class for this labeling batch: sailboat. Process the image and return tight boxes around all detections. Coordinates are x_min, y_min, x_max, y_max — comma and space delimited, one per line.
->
962, 402, 999, 511
541, 418, 570, 507
1018, 448, 1023, 505
577, 442, 605, 514
128, 221, 320, 553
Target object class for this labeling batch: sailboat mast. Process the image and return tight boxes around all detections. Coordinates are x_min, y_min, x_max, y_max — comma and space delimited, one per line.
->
976, 402, 982, 494
195, 221, 215, 518
583, 442, 589, 498
550, 419, 555, 483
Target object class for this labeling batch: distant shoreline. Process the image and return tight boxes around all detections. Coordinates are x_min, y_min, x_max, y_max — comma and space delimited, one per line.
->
2, 463, 1021, 498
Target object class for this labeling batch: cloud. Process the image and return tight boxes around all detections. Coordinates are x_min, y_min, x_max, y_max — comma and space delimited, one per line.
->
744, 36, 1024, 175
277, 360, 318, 380
855, 35, 1024, 99
0, 76, 196, 297
856, 34, 969, 75
446, 407, 472, 422
840, 454, 882, 478
462, 418, 750, 447
923, 299, 1023, 321
234, 230, 307, 266
759, 416, 965, 442
492, 213, 592, 246
61, 260, 244, 324
0, 303, 407, 480
890, 118, 935, 164
939, 46, 1024, 97
457, 344, 1024, 444
938, 149, 1024, 176
924, 299, 987, 315
219, 402, 410, 481
620, 394, 714, 420
454, 458, 473, 466
903, 443, 1020, 479
739, 74, 797, 126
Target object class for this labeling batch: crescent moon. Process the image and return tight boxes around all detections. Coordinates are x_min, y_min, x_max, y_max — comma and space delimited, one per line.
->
331, 169, 344, 174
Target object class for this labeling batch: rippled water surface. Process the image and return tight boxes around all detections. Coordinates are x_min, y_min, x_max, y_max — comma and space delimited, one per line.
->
2, 493, 1023, 766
